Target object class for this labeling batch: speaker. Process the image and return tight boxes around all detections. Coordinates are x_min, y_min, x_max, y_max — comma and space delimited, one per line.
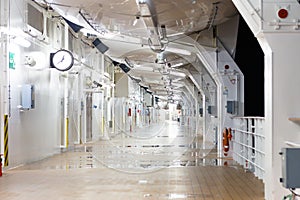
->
92, 38, 109, 54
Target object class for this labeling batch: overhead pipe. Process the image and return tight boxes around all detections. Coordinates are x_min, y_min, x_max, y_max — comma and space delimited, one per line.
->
137, 0, 168, 53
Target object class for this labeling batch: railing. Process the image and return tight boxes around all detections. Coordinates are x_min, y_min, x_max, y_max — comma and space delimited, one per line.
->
232, 117, 265, 181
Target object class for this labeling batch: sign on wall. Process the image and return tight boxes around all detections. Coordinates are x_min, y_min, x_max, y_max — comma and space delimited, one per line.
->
9, 52, 15, 69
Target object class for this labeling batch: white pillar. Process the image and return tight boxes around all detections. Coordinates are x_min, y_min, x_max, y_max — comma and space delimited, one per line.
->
63, 21, 69, 148
232, 1, 300, 198
260, 34, 300, 199
202, 93, 206, 149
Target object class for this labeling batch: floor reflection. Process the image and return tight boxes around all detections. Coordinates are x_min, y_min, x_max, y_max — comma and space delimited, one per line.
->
16, 120, 237, 172
90, 120, 233, 172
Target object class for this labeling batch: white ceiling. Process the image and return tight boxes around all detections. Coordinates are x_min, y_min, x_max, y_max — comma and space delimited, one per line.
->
42, 0, 238, 102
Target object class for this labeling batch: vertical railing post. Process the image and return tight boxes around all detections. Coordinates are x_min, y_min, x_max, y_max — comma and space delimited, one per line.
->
232, 117, 265, 181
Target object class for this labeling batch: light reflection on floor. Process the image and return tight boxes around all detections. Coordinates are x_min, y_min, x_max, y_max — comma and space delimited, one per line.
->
0, 120, 264, 200
91, 120, 226, 173
16, 121, 236, 171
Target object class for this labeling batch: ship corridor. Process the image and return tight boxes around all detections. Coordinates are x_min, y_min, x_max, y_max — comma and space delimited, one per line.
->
2, 0, 300, 199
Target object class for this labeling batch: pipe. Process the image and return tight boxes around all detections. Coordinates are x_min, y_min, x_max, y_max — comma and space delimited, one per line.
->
285, 141, 300, 147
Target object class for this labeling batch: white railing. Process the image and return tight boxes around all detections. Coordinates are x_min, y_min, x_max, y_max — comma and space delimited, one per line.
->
232, 117, 265, 181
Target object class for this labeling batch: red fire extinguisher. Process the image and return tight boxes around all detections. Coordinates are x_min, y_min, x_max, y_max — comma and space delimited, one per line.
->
0, 154, 2, 177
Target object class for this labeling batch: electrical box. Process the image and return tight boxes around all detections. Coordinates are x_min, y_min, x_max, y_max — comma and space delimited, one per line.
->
208, 106, 217, 116
227, 101, 238, 114
21, 84, 35, 109
280, 148, 300, 188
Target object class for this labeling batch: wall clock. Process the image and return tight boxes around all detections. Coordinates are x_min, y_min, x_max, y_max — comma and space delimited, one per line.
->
50, 49, 74, 71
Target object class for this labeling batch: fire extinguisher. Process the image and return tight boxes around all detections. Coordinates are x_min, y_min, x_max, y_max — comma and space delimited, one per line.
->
0, 154, 2, 177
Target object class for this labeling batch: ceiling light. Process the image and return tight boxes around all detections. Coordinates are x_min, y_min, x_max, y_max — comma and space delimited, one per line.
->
171, 63, 184, 68
13, 36, 31, 48
93, 81, 102, 88
132, 18, 138, 26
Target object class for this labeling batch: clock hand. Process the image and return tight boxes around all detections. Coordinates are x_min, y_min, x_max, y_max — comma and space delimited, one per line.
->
56, 55, 65, 65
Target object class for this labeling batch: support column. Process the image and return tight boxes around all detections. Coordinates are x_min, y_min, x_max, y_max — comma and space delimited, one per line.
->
260, 34, 300, 199
62, 21, 69, 148
0, 0, 9, 166
202, 93, 206, 148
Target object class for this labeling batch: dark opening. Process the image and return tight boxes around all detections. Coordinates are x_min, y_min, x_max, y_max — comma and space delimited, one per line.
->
234, 16, 264, 117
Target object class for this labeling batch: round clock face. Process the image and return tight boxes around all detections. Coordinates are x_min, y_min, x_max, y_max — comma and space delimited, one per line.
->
52, 49, 74, 71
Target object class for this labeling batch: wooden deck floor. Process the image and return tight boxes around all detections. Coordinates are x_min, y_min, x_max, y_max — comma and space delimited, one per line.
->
0, 122, 264, 199
0, 149, 265, 200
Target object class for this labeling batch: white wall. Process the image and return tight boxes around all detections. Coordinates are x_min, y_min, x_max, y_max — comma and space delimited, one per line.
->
8, 46, 62, 166
0, 0, 106, 168
260, 34, 300, 199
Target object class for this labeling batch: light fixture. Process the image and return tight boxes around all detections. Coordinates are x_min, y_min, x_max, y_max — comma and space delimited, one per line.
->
13, 36, 31, 48
93, 81, 102, 88
24, 56, 36, 66
24, 51, 47, 70
132, 18, 138, 26
146, 88, 152, 94
171, 63, 184, 68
